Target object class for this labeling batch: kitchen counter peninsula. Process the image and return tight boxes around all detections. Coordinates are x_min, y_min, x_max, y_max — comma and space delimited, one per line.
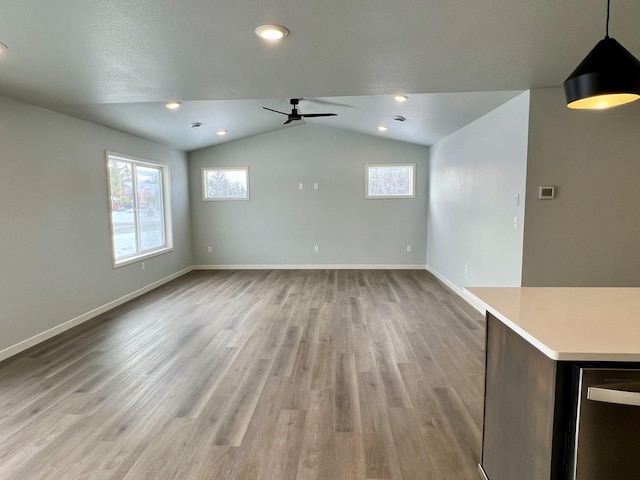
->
465, 287, 640, 480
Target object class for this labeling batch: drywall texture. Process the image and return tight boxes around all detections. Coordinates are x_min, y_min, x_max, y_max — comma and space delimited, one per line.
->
522, 88, 640, 286
426, 92, 529, 290
189, 124, 428, 266
0, 95, 192, 353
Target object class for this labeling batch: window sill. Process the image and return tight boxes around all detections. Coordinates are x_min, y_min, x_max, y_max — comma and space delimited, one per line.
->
113, 246, 174, 269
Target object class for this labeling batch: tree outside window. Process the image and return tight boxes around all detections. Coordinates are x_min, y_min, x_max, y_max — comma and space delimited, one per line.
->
202, 167, 249, 201
366, 164, 416, 198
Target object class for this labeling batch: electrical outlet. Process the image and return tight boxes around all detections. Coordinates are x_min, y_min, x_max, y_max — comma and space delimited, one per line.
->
406, 245, 412, 252
314, 183, 319, 190
314, 245, 319, 253
298, 183, 304, 190
207, 246, 212, 253
513, 216, 518, 229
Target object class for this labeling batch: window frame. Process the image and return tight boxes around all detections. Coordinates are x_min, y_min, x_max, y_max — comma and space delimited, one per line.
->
201, 166, 250, 201
365, 163, 416, 199
106, 151, 173, 268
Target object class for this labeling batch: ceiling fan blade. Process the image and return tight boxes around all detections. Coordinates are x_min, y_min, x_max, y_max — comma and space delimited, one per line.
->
301, 113, 337, 118
300, 98, 353, 108
263, 107, 288, 115
283, 118, 295, 125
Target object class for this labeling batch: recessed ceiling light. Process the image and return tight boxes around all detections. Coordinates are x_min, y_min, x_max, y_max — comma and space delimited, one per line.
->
216, 130, 228, 136
255, 25, 289, 40
378, 125, 388, 132
189, 122, 202, 129
165, 101, 181, 110
394, 95, 408, 102
0, 42, 7, 52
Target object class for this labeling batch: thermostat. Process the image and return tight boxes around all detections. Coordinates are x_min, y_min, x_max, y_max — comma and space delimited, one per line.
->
538, 185, 555, 199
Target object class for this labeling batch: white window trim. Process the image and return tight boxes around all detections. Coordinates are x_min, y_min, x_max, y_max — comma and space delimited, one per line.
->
365, 163, 416, 199
202, 166, 250, 201
106, 151, 173, 268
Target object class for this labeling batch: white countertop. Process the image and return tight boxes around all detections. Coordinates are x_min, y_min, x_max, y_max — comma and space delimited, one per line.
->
465, 287, 640, 362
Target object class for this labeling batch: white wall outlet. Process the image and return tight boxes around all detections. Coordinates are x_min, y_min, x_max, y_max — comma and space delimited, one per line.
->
514, 193, 520, 206
406, 245, 412, 252
464, 265, 468, 275
141, 262, 145, 271
513, 216, 518, 229
298, 183, 304, 190
207, 246, 212, 253
314, 183, 319, 190
314, 245, 319, 253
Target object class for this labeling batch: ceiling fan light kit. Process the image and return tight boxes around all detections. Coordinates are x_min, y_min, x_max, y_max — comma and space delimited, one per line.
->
564, 0, 640, 110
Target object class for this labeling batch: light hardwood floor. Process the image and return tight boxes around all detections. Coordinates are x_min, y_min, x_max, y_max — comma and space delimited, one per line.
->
0, 270, 485, 480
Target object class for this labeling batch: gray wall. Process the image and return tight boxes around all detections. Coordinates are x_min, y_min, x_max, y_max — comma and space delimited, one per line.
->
522, 88, 640, 286
426, 92, 530, 291
189, 124, 428, 267
0, 95, 192, 354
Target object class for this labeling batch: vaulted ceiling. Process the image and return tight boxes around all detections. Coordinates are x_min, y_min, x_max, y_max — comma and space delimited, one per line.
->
1, 0, 638, 150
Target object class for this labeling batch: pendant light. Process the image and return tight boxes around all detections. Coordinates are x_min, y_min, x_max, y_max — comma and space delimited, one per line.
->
564, 0, 640, 110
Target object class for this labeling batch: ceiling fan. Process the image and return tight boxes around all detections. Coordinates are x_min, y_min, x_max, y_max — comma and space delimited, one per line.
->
263, 98, 337, 125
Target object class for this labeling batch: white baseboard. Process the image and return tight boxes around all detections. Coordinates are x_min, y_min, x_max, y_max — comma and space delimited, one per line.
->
193, 264, 427, 270
425, 265, 486, 314
0, 266, 193, 363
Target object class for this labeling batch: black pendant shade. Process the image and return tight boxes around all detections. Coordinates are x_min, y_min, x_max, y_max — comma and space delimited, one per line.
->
564, 0, 640, 110
564, 36, 640, 109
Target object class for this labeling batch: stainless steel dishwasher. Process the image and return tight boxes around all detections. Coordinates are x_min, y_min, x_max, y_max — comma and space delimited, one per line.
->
572, 367, 640, 479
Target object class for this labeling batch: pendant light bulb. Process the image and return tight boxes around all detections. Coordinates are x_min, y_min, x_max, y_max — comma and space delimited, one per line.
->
563, 0, 640, 110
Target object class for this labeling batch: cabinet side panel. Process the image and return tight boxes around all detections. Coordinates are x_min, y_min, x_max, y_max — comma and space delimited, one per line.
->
482, 314, 556, 480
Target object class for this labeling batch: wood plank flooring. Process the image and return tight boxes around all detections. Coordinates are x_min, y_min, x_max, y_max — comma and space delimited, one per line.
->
0, 270, 485, 479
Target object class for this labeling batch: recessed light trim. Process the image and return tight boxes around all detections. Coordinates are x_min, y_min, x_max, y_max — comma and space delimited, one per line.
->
378, 125, 388, 132
189, 122, 203, 129
393, 115, 406, 123
165, 101, 181, 110
394, 95, 408, 102
255, 25, 289, 40
216, 130, 228, 136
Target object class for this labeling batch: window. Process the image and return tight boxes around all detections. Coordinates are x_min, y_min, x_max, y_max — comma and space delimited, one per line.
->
365, 163, 416, 198
202, 167, 249, 201
106, 152, 172, 266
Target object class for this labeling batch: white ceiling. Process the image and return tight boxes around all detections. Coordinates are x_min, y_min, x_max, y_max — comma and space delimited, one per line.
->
1, 0, 638, 151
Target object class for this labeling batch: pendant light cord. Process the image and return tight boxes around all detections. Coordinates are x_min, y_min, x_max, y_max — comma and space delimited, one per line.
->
605, 0, 611, 38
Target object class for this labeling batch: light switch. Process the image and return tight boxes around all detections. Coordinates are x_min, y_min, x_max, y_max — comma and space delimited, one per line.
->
298, 183, 304, 190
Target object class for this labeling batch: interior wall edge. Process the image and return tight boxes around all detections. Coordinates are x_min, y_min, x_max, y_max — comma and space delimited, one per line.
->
0, 266, 194, 364
426, 265, 486, 314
